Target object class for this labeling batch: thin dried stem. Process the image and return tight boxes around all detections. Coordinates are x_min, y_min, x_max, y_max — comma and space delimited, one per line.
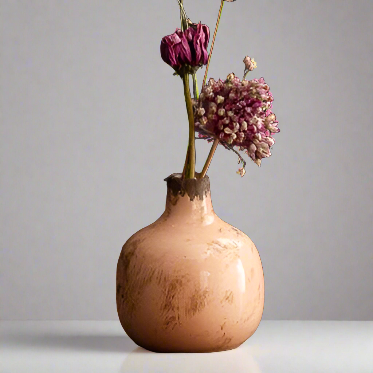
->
196, 136, 247, 177
199, 138, 219, 178
198, 0, 225, 178
202, 0, 224, 87
177, 0, 188, 31
220, 142, 247, 171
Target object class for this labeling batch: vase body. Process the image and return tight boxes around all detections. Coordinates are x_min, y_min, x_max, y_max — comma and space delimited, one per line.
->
116, 173, 264, 353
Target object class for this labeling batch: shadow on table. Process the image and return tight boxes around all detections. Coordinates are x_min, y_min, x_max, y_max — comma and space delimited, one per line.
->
119, 346, 262, 373
6, 334, 136, 353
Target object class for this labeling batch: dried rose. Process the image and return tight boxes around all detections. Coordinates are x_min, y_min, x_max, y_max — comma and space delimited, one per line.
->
160, 23, 210, 74
184, 23, 210, 66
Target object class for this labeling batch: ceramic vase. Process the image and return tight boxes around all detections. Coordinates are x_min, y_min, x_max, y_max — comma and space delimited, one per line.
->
116, 173, 264, 352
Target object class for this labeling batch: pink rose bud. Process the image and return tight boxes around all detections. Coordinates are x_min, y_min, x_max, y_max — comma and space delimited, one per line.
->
160, 23, 210, 73
184, 23, 210, 66
160, 29, 191, 69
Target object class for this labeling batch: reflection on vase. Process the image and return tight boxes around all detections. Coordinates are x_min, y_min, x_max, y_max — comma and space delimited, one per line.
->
119, 346, 262, 373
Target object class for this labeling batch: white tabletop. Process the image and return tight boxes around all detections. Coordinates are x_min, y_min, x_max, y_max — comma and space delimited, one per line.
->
1, 320, 372, 373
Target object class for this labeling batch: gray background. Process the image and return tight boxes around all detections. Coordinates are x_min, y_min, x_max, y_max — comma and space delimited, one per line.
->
1, 0, 372, 321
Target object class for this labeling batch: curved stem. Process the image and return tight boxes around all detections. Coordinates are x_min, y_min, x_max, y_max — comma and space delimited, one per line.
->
182, 73, 196, 179
199, 138, 219, 178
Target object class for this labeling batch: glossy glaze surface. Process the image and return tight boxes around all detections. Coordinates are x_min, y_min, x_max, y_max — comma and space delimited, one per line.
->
116, 174, 264, 352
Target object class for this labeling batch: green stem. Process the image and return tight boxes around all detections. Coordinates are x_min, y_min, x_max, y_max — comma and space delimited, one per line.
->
192, 73, 199, 100
182, 73, 196, 179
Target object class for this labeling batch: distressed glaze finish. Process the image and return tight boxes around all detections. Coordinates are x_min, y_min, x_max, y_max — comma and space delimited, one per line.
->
116, 173, 264, 352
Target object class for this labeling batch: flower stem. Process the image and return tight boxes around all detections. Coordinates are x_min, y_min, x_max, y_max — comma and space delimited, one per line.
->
182, 73, 196, 179
192, 73, 199, 100
199, 0, 225, 178
183, 73, 199, 180
243, 70, 251, 80
178, 0, 188, 31
199, 138, 219, 178
182, 144, 190, 177
202, 0, 224, 87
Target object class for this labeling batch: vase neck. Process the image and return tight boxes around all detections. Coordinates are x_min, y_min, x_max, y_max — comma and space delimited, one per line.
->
163, 173, 215, 222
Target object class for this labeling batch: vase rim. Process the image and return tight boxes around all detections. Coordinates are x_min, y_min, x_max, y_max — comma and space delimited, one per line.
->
164, 173, 210, 201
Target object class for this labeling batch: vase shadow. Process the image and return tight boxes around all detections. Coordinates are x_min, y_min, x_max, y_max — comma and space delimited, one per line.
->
6, 333, 136, 353
119, 345, 262, 373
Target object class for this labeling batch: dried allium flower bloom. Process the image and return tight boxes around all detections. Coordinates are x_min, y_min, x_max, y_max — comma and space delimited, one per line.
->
160, 23, 210, 74
194, 73, 280, 168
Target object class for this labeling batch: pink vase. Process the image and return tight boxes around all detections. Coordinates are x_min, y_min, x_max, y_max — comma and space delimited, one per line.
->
116, 173, 264, 352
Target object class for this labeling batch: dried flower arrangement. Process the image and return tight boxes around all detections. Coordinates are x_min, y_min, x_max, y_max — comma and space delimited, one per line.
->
160, 0, 280, 179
